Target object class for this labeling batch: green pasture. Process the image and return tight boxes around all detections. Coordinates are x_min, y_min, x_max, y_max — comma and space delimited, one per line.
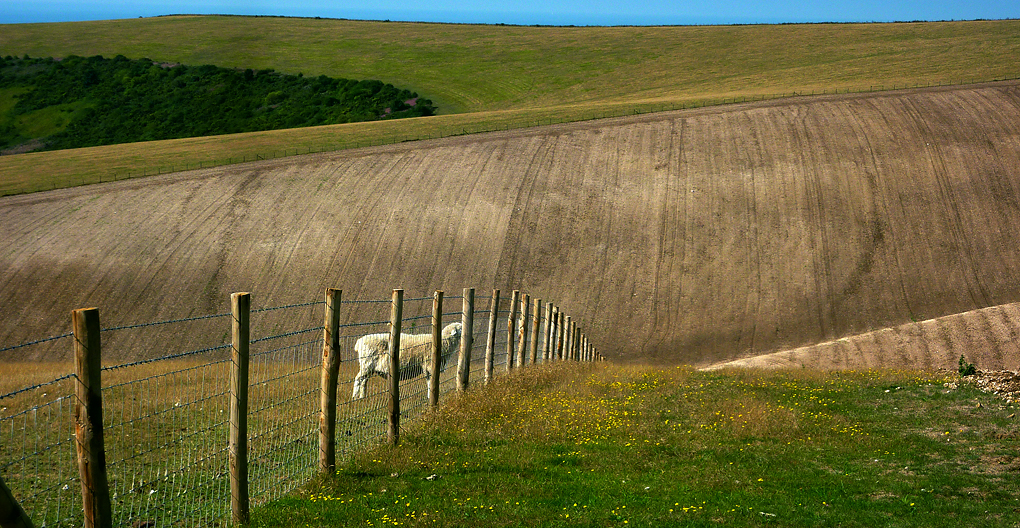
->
253, 362, 1020, 527
1, 17, 1019, 194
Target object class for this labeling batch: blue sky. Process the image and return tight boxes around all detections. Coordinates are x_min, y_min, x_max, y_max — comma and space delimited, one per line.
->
3, 0, 1018, 26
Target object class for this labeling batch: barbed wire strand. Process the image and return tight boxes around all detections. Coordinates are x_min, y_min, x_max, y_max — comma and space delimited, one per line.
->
0, 332, 72, 354
100, 312, 230, 333
251, 300, 323, 314
102, 343, 233, 373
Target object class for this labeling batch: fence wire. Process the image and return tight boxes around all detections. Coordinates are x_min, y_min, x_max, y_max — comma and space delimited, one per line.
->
101, 355, 232, 527
248, 332, 321, 505
1, 291, 585, 527
0, 375, 80, 528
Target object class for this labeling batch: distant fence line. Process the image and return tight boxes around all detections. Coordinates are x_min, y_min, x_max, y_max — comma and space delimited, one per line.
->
18, 75, 1018, 194
0, 287, 599, 528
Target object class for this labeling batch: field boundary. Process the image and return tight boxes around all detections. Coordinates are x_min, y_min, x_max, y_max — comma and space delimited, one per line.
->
0, 287, 599, 527
3, 76, 1019, 197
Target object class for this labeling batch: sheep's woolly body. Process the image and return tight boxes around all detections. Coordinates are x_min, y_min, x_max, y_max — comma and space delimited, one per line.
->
351, 322, 463, 399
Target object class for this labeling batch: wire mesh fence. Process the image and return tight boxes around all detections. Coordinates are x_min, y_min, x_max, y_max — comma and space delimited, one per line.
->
101, 353, 232, 527
0, 288, 598, 527
0, 373, 81, 527
248, 326, 320, 506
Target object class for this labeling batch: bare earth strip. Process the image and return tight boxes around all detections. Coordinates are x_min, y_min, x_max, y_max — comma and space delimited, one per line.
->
702, 302, 1020, 370
2, 82, 1020, 368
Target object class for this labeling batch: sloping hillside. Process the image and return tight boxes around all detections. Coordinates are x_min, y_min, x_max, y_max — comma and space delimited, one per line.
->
703, 302, 1020, 370
2, 82, 1020, 367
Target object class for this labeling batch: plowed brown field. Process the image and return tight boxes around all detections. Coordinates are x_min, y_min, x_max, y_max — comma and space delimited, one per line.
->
3, 82, 1020, 368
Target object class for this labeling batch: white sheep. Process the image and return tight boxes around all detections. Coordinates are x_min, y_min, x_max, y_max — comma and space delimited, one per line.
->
351, 322, 463, 400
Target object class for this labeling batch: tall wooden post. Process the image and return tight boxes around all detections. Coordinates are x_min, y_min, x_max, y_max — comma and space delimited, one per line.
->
429, 291, 443, 408
568, 323, 575, 361
576, 328, 582, 361
319, 288, 342, 473
572, 324, 579, 361
0, 472, 34, 528
556, 312, 565, 360
229, 292, 250, 525
542, 302, 553, 362
388, 289, 403, 446
517, 294, 530, 367
530, 298, 541, 364
564, 317, 571, 361
457, 288, 475, 392
505, 290, 520, 371
484, 290, 500, 385
572, 323, 579, 361
72, 307, 111, 528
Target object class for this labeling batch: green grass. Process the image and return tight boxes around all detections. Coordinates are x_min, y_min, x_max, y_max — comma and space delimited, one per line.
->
12, 100, 92, 137
251, 363, 1020, 527
1, 17, 1019, 194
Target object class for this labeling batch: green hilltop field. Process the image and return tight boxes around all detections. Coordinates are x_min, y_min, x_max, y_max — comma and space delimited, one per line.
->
0, 17, 1019, 194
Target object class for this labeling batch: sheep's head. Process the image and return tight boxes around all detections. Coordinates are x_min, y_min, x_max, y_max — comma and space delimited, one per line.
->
442, 322, 463, 339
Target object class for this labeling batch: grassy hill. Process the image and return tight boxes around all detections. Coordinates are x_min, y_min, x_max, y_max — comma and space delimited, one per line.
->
0, 17, 1019, 195
253, 362, 1020, 527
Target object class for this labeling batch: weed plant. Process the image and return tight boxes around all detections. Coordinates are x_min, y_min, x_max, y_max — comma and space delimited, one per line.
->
252, 363, 1020, 527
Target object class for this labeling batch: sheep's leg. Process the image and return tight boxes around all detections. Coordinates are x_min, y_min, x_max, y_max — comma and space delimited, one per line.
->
352, 368, 390, 400
352, 368, 375, 400
352, 372, 366, 400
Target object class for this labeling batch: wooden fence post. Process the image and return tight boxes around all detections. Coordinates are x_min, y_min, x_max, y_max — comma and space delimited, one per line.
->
229, 292, 250, 525
505, 291, 520, 371
530, 298, 541, 364
72, 307, 112, 528
388, 289, 403, 446
573, 324, 580, 361
556, 312, 565, 360
484, 290, 500, 385
429, 291, 443, 408
550, 308, 559, 361
457, 288, 475, 392
575, 326, 581, 362
517, 294, 530, 367
565, 316, 573, 361
0, 472, 34, 528
319, 288, 342, 473
542, 302, 553, 362
565, 319, 572, 361
574, 326, 580, 361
